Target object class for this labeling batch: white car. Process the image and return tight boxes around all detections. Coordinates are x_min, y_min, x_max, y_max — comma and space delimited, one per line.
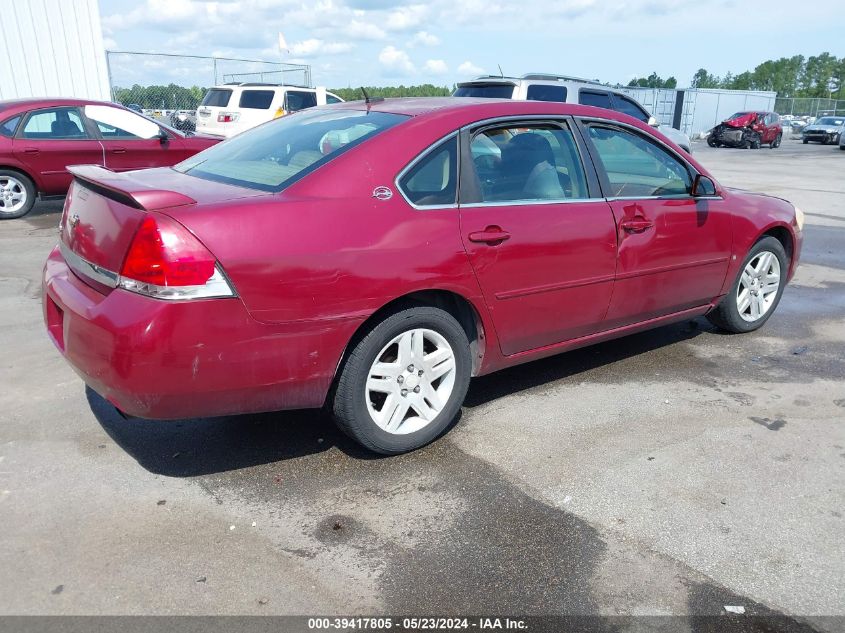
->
453, 73, 693, 153
196, 83, 344, 138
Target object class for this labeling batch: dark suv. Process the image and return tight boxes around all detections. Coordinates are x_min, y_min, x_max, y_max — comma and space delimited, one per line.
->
707, 112, 782, 149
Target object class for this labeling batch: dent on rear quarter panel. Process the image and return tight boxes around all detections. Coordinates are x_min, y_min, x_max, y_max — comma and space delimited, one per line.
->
159, 118, 490, 378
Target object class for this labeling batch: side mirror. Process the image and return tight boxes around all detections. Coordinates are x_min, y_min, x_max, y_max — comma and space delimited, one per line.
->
692, 174, 717, 197
158, 129, 169, 145
647, 116, 659, 128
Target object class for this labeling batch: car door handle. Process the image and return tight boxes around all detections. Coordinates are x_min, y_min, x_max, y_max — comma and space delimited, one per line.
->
619, 218, 654, 233
111, 147, 127, 154
23, 148, 39, 155
468, 227, 511, 244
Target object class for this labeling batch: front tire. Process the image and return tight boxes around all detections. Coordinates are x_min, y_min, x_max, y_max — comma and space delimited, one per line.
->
332, 306, 471, 455
0, 170, 36, 219
770, 134, 782, 148
707, 237, 787, 333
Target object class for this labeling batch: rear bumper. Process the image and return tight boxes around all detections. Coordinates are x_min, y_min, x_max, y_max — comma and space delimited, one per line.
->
43, 246, 360, 419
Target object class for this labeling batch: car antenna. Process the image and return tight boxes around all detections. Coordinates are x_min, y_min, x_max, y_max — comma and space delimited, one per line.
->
360, 86, 371, 105
359, 86, 384, 108
497, 64, 504, 78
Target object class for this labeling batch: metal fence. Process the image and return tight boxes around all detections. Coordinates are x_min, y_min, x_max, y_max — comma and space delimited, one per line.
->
774, 97, 845, 117
105, 51, 311, 130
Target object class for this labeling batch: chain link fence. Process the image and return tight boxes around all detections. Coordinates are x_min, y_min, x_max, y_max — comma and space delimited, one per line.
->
106, 51, 311, 131
774, 97, 845, 117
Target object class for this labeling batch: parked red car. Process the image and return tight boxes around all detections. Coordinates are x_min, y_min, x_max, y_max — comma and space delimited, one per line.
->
0, 98, 219, 219
706, 111, 783, 149
43, 99, 803, 454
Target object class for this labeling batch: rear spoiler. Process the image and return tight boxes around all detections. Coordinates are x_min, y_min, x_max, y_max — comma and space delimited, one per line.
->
67, 165, 197, 211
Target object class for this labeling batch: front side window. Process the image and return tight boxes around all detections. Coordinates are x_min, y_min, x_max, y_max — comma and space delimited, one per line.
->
579, 90, 612, 110
0, 115, 21, 137
84, 104, 161, 139
239, 90, 275, 110
398, 137, 457, 207
526, 85, 567, 103
201, 89, 232, 107
612, 95, 650, 123
21, 108, 89, 139
586, 125, 691, 198
176, 109, 408, 192
284, 91, 318, 112
469, 123, 588, 202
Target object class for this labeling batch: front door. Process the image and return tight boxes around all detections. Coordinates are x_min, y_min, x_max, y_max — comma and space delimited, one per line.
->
12, 106, 104, 194
83, 104, 180, 171
459, 120, 618, 356
582, 122, 732, 328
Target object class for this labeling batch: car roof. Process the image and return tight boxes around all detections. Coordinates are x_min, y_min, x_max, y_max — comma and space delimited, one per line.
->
324, 96, 643, 122
0, 97, 115, 113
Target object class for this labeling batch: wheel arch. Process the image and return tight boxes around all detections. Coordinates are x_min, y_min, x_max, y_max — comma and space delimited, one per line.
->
759, 223, 794, 266
0, 164, 39, 192
327, 288, 490, 409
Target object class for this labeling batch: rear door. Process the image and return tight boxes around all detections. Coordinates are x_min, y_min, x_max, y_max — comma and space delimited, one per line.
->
83, 104, 181, 171
12, 106, 103, 194
457, 119, 618, 356
195, 87, 234, 136
581, 120, 732, 327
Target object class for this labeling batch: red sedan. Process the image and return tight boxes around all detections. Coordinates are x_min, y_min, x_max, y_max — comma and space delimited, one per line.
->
43, 99, 803, 454
0, 98, 219, 218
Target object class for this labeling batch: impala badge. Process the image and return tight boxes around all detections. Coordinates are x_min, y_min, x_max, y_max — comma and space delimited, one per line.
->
69, 213, 80, 228
372, 186, 393, 201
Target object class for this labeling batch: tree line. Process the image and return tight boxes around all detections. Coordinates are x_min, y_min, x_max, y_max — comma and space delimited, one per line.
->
113, 83, 453, 110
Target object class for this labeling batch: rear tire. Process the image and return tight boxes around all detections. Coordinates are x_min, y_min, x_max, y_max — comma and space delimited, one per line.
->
0, 170, 36, 219
332, 306, 471, 455
707, 236, 787, 334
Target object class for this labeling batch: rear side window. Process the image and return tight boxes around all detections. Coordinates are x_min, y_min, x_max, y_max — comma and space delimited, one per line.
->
326, 94, 343, 104
285, 91, 318, 112
612, 95, 650, 123
201, 89, 232, 107
526, 85, 567, 103
579, 90, 612, 110
398, 137, 458, 207
176, 109, 407, 192
21, 108, 89, 139
239, 90, 275, 110
453, 84, 515, 99
0, 115, 21, 137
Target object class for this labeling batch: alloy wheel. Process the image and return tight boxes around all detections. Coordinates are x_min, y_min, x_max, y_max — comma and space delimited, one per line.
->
0, 176, 27, 215
737, 251, 781, 323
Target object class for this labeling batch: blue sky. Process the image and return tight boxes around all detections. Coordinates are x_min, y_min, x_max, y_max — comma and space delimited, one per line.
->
100, 0, 845, 89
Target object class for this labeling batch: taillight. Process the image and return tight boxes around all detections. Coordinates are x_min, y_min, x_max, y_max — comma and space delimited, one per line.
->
217, 112, 239, 123
118, 214, 234, 300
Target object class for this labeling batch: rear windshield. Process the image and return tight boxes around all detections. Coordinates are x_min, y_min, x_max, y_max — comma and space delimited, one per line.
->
175, 109, 408, 192
201, 89, 232, 107
239, 90, 275, 109
453, 84, 515, 99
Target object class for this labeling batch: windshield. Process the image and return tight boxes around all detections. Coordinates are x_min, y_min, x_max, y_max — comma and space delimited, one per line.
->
728, 112, 751, 119
453, 84, 515, 99
175, 109, 408, 192
815, 117, 844, 126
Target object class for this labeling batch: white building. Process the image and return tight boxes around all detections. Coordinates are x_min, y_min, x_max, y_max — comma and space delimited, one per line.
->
0, 0, 110, 101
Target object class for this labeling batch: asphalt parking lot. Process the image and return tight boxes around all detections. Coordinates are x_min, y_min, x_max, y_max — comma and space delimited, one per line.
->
1, 139, 843, 627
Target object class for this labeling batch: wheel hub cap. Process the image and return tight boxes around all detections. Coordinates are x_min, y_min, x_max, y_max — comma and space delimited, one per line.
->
737, 250, 781, 322
365, 328, 457, 435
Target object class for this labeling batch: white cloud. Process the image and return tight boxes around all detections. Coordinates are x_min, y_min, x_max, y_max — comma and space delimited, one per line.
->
347, 20, 387, 40
378, 46, 415, 75
457, 61, 485, 76
423, 59, 448, 75
290, 39, 353, 57
385, 5, 428, 31
409, 31, 440, 47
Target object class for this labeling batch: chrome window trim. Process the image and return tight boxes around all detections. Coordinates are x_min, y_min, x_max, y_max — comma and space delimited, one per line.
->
461, 198, 602, 209
59, 241, 119, 288
394, 131, 460, 211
